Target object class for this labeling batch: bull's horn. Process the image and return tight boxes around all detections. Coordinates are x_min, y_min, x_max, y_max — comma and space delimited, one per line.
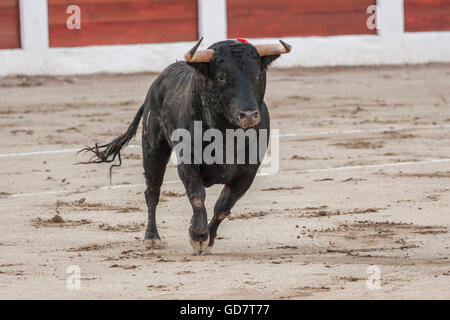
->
184, 37, 214, 62
254, 40, 292, 57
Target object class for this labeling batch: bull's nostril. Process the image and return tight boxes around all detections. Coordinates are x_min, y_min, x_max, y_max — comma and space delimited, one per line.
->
239, 110, 259, 120
238, 110, 260, 127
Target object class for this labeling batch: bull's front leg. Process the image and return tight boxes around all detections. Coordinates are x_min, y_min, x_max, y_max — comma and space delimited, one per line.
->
178, 164, 209, 255
205, 171, 257, 255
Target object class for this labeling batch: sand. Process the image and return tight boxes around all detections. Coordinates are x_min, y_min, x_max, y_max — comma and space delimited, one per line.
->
0, 64, 449, 299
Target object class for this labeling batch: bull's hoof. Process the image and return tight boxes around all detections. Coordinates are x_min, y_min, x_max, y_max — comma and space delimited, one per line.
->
188, 231, 210, 255
143, 238, 165, 250
201, 245, 213, 255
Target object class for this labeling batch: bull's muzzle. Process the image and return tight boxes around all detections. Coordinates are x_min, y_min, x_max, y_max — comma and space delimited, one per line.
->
237, 110, 260, 129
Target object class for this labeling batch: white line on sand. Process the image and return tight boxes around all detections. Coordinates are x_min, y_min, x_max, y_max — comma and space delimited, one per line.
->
277, 124, 450, 137
6, 158, 450, 199
0, 145, 140, 158
1, 124, 449, 158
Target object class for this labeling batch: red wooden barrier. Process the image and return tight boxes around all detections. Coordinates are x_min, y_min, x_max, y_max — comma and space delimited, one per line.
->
404, 0, 450, 32
48, 0, 198, 47
227, 0, 377, 38
0, 0, 20, 49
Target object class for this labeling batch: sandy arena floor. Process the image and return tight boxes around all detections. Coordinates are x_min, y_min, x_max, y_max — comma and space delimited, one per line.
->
0, 64, 449, 299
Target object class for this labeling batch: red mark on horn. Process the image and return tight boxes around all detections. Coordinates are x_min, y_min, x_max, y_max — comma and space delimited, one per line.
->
236, 38, 249, 43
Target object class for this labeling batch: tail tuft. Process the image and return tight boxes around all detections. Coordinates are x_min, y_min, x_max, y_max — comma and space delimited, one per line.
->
77, 104, 144, 183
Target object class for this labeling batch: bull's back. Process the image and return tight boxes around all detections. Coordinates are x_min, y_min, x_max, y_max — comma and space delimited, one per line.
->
149, 62, 196, 130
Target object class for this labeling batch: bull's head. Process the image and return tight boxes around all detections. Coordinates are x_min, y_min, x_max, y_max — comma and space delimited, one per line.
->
185, 37, 291, 129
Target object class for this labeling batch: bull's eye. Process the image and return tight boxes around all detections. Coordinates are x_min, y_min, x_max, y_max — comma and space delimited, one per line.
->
255, 72, 261, 82
217, 73, 226, 83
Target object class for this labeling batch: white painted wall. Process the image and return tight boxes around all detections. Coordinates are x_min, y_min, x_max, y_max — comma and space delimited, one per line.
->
1, 0, 449, 76
19, 0, 49, 51
198, 0, 227, 42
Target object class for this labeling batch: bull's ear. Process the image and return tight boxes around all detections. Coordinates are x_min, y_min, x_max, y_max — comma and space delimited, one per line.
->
261, 55, 280, 71
187, 62, 209, 76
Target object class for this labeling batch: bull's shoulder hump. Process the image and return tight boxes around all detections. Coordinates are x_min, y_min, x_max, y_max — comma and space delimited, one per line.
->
161, 61, 195, 78
149, 61, 194, 96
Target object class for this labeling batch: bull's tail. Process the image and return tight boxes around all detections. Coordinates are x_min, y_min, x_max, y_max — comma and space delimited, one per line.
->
78, 104, 144, 182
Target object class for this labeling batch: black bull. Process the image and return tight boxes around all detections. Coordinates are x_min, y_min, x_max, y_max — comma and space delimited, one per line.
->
80, 39, 291, 254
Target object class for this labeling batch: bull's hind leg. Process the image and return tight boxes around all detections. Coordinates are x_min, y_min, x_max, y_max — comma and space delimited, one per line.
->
142, 135, 172, 250
205, 171, 257, 254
